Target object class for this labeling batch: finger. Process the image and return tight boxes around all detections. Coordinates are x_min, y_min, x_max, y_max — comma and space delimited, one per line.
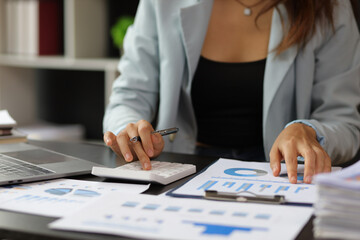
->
126, 123, 151, 169
151, 133, 165, 152
117, 131, 134, 162
131, 140, 151, 170
104, 131, 115, 146
269, 148, 282, 177
323, 155, 332, 173
283, 149, 298, 184
104, 131, 122, 156
302, 148, 316, 184
314, 147, 325, 174
138, 125, 155, 157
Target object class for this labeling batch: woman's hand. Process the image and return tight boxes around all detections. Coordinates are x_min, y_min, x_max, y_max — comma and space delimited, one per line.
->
270, 123, 331, 184
103, 120, 165, 170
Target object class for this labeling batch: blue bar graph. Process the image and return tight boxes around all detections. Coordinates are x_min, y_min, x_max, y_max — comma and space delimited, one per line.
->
236, 183, 253, 192
209, 210, 225, 216
197, 181, 218, 190
255, 214, 271, 220
143, 204, 160, 210
275, 186, 289, 194
165, 206, 182, 212
222, 182, 235, 188
14, 194, 83, 204
122, 201, 139, 208
188, 208, 203, 213
232, 212, 248, 217
183, 221, 268, 236
259, 184, 271, 192
294, 186, 308, 193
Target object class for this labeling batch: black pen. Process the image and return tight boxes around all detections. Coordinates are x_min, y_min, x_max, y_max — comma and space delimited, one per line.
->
130, 127, 179, 143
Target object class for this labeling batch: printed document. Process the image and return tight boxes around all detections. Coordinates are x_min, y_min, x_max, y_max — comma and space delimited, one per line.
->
50, 192, 313, 240
168, 158, 340, 204
0, 179, 150, 217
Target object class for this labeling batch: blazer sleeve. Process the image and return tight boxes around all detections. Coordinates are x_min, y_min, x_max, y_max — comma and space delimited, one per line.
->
103, 0, 160, 134
306, 0, 360, 165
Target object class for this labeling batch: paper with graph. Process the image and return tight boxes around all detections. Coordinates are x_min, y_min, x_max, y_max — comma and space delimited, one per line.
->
169, 158, 339, 204
0, 179, 150, 217
50, 192, 313, 240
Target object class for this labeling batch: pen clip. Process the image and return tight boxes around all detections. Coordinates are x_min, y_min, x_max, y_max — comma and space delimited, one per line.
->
204, 190, 285, 205
152, 127, 179, 136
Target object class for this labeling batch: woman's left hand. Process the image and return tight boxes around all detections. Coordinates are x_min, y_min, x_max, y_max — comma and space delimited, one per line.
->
269, 123, 331, 184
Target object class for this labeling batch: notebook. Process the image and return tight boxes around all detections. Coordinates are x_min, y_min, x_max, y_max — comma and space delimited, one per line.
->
0, 143, 99, 186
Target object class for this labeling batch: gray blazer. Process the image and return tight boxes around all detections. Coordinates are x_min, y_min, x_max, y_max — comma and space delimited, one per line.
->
104, 0, 360, 164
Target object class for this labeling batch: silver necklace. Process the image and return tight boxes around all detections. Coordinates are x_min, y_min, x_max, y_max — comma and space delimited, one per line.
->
234, 0, 261, 16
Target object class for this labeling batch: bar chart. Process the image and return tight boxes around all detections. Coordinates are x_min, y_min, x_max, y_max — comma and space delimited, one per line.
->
196, 179, 311, 195
50, 192, 313, 240
170, 158, 317, 204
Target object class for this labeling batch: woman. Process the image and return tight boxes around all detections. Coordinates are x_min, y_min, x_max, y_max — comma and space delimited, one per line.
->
103, 0, 360, 184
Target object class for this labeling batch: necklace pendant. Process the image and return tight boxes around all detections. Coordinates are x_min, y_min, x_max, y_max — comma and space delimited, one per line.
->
244, 7, 252, 16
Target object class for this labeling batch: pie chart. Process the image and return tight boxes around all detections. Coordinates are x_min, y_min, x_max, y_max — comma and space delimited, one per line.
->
224, 168, 268, 177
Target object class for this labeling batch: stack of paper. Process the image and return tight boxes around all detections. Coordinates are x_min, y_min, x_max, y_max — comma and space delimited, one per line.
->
313, 161, 360, 240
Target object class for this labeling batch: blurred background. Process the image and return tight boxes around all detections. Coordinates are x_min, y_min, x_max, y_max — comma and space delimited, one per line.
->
0, 0, 139, 142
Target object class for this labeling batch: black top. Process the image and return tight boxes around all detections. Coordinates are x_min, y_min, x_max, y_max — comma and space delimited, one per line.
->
191, 56, 266, 150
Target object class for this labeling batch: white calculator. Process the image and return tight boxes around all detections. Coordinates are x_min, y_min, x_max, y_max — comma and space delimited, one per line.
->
92, 161, 196, 185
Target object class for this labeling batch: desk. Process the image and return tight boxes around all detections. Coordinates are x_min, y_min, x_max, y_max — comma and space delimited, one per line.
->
0, 140, 314, 240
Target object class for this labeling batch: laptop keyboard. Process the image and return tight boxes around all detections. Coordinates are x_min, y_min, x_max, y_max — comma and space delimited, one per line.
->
0, 154, 54, 177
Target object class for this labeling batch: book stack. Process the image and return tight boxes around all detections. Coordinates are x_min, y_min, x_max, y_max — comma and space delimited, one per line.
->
0, 109, 27, 143
313, 161, 360, 240
2, 0, 63, 56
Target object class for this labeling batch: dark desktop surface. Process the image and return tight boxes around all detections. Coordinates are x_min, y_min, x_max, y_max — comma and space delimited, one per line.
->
0, 140, 314, 240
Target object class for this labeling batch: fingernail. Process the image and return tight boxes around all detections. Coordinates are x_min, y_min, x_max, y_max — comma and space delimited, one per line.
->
147, 149, 154, 157
144, 162, 151, 170
291, 176, 297, 183
125, 153, 131, 161
305, 176, 312, 183
105, 138, 111, 145
272, 167, 278, 176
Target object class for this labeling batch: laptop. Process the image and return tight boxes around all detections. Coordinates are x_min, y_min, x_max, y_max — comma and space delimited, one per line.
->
0, 143, 100, 186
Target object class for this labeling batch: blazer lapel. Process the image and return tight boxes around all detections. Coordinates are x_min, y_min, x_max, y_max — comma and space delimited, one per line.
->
263, 4, 298, 123
179, 0, 214, 92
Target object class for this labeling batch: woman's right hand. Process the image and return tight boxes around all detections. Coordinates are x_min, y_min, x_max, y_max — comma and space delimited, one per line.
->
103, 120, 165, 170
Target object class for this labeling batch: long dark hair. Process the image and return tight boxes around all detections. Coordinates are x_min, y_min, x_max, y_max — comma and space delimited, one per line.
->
257, 0, 359, 53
